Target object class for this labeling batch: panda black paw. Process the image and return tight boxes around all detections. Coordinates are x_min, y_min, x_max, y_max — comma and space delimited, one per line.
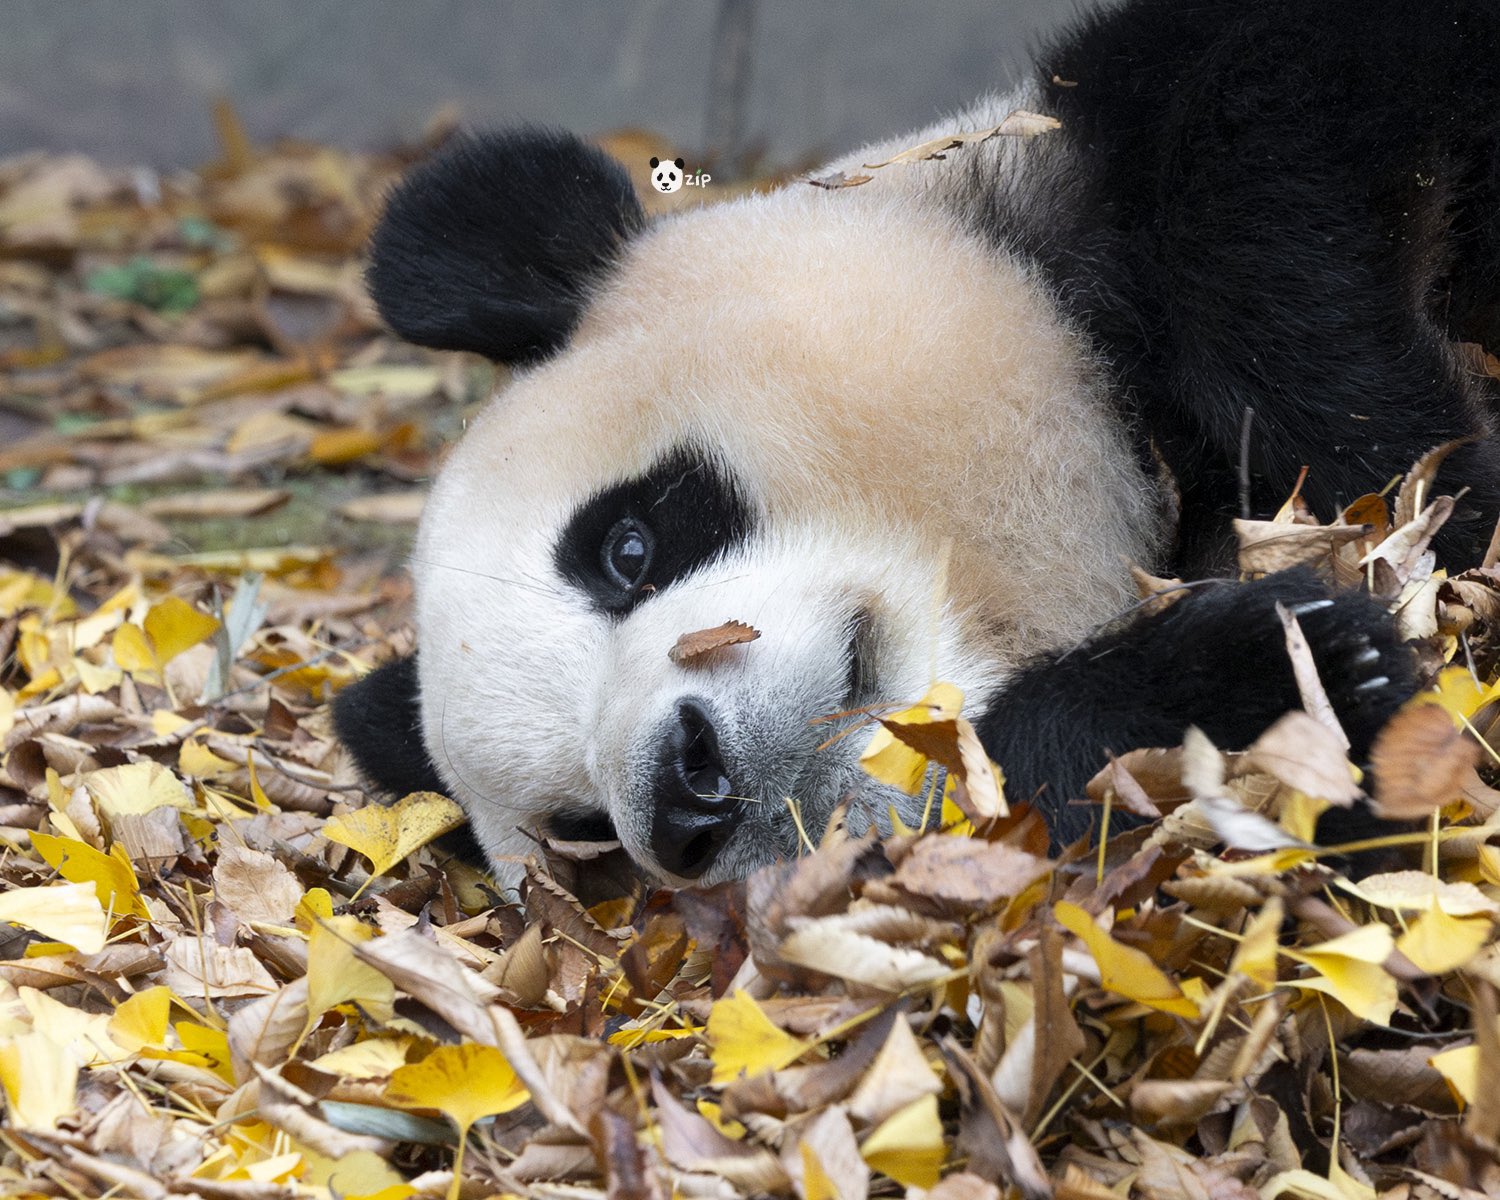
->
1278, 588, 1417, 758
1161, 568, 1416, 761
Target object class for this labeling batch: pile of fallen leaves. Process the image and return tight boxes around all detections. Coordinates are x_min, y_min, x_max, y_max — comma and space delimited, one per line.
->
3, 129, 1500, 1200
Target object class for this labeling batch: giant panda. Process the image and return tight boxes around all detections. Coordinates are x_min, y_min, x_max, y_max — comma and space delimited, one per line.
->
334, 0, 1500, 891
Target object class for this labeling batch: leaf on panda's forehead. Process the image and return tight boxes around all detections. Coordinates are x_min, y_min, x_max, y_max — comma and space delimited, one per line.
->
667, 619, 761, 666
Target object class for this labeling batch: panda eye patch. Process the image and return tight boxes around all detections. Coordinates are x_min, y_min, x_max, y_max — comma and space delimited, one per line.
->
601, 519, 653, 591
554, 447, 755, 615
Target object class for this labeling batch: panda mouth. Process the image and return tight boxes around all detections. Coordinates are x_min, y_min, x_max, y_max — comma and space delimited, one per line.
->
544, 810, 620, 846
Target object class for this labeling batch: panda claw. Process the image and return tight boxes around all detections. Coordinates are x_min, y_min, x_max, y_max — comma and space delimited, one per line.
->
1354, 675, 1390, 692
1352, 647, 1381, 666
1288, 598, 1336, 615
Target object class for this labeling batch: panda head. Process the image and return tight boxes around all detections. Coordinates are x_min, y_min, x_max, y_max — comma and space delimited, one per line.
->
343, 128, 1162, 889
649, 155, 685, 193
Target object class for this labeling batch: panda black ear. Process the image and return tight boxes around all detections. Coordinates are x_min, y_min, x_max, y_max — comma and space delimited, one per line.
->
332, 656, 447, 799
674, 158, 685, 170
649, 156, 660, 168
367, 129, 646, 364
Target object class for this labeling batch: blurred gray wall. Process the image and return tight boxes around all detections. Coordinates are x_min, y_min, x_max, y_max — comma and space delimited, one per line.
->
0, 0, 1074, 169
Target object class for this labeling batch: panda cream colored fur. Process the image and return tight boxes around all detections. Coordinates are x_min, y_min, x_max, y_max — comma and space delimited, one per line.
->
336, 0, 1500, 889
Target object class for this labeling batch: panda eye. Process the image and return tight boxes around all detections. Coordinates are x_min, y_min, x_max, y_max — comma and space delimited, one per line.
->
601, 518, 654, 591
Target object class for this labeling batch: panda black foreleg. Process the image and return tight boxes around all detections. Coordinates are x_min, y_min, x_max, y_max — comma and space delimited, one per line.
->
973, 569, 1416, 846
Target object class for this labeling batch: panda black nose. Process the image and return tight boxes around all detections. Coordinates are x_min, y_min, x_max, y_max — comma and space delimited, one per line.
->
650, 699, 743, 878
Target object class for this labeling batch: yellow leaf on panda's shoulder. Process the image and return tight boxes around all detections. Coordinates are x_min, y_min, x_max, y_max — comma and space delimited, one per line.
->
860, 682, 964, 796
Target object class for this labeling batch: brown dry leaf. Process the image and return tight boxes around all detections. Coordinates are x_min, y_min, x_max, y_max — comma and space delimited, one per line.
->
211, 843, 304, 927
846, 1016, 943, 1126
876, 835, 1050, 914
336, 492, 426, 523
863, 111, 1060, 168
941, 1039, 1052, 1200
140, 488, 290, 519
778, 916, 950, 992
1236, 519, 1369, 574
1370, 702, 1480, 819
807, 171, 873, 189
1275, 603, 1348, 747
1393, 439, 1471, 530
667, 619, 762, 666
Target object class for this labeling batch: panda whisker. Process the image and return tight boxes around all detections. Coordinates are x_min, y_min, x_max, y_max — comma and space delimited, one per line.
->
408, 555, 563, 599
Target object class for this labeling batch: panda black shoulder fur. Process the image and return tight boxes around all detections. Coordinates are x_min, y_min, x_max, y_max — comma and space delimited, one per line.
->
336, 0, 1500, 889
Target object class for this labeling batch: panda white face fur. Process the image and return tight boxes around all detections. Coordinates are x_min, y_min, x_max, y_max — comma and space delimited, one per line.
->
409, 183, 1162, 886
336, 0, 1499, 891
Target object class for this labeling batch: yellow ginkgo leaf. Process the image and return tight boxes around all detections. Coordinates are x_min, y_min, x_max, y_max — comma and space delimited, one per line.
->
1395, 903, 1494, 976
323, 792, 465, 894
144, 595, 221, 664
1230, 897, 1283, 991
859, 682, 964, 796
296, 887, 335, 932
30, 831, 148, 918
800, 1142, 839, 1200
1054, 901, 1199, 1017
111, 622, 157, 674
306, 1149, 415, 1200
175, 1021, 234, 1084
706, 989, 808, 1084
859, 1093, 944, 1189
1420, 664, 1500, 727
84, 760, 192, 817
1430, 1039, 1484, 1107
312, 1035, 416, 1080
0, 881, 108, 953
1288, 924, 1397, 1025
108, 985, 173, 1052
21, 986, 125, 1064
387, 1043, 529, 1200
0, 1030, 79, 1130
306, 916, 396, 1030
179, 735, 239, 779
387, 1043, 530, 1127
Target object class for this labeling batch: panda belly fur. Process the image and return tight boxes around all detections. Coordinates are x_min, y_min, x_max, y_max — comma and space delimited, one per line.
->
334, 0, 1500, 890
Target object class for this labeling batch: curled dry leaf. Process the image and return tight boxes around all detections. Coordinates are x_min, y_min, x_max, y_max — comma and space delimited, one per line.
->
1235, 519, 1369, 575
1245, 710, 1361, 807
862, 111, 1061, 168
667, 619, 761, 666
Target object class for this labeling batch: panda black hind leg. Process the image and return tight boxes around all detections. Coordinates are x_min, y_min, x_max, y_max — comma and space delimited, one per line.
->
974, 569, 1417, 847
